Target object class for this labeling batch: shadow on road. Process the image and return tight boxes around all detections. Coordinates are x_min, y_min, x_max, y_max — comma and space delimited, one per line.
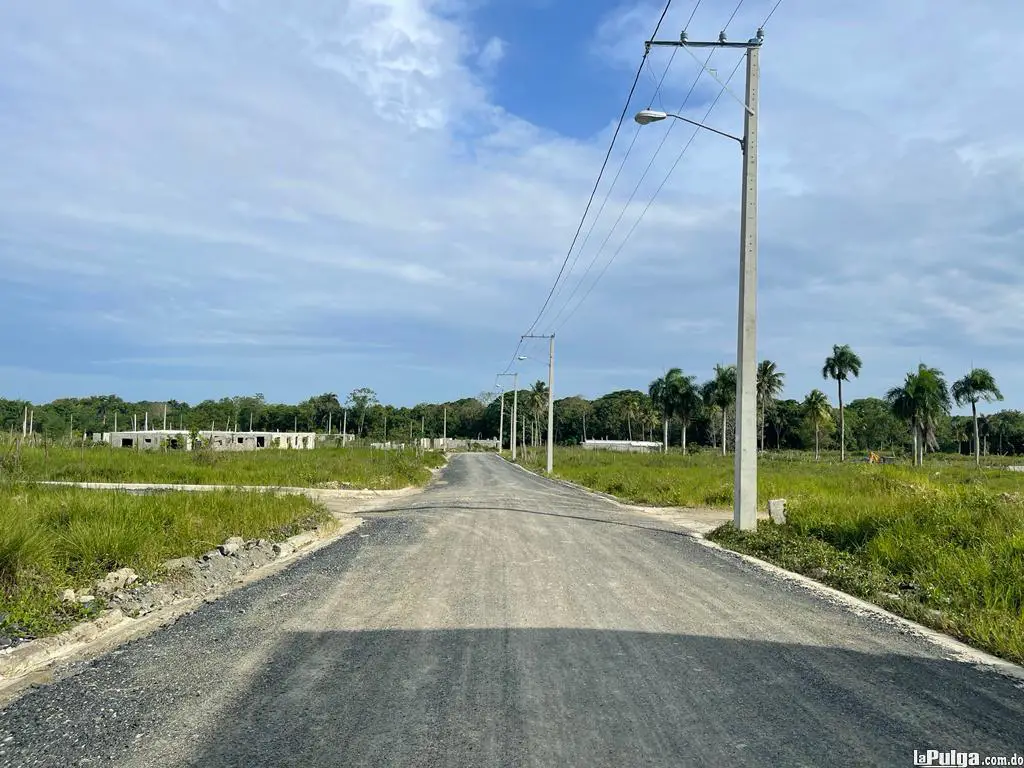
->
190, 629, 1024, 767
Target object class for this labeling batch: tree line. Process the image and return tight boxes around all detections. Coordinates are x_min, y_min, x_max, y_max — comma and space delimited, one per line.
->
642, 345, 1011, 464
1, 348, 1019, 459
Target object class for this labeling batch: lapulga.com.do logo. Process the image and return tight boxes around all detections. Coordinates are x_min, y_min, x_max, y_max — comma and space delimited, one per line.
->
914, 750, 1024, 767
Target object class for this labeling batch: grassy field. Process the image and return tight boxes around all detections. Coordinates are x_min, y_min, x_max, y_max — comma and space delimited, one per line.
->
520, 448, 1024, 664
0, 484, 331, 641
0, 444, 446, 489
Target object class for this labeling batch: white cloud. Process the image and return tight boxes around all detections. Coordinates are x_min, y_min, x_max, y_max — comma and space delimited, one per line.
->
477, 36, 506, 72
0, 0, 1022, 408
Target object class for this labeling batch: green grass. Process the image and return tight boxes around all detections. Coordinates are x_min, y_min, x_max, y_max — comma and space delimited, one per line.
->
1, 445, 446, 489
521, 447, 1024, 664
0, 484, 331, 640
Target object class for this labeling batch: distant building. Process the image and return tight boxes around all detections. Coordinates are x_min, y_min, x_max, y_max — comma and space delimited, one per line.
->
98, 430, 316, 451
580, 439, 662, 454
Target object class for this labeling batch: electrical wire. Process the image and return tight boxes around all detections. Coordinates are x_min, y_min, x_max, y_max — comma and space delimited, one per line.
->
554, 54, 746, 332
545, 0, 743, 330
541, 0, 706, 329
518, 0, 675, 340
498, 0, 787, 376
550, 0, 787, 332
761, 0, 784, 27
500, 0, 677, 373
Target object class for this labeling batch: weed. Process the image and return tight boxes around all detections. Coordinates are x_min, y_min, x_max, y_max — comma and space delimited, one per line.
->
0, 484, 331, 640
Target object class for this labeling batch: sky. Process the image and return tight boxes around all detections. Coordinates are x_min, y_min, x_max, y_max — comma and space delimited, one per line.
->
1, 0, 1022, 413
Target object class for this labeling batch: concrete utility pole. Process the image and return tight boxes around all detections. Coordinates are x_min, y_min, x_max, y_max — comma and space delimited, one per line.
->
163, 404, 168, 431
496, 372, 518, 458
443, 406, 447, 444
639, 28, 763, 531
342, 409, 347, 443
522, 334, 555, 474
498, 390, 505, 452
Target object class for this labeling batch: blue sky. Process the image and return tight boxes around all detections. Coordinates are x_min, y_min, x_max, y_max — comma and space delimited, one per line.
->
1, 0, 1023, 414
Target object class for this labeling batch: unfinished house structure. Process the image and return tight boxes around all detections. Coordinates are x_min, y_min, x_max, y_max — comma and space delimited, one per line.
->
580, 439, 662, 454
100, 430, 317, 451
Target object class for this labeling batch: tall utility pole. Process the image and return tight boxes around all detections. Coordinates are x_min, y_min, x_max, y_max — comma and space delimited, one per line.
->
498, 390, 505, 452
496, 372, 518, 459
443, 406, 447, 444
522, 334, 555, 474
643, 28, 763, 531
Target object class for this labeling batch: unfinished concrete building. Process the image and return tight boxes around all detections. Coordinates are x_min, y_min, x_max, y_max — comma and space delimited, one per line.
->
100, 430, 317, 451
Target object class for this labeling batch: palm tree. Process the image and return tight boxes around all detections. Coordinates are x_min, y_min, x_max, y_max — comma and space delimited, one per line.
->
803, 389, 831, 460
950, 416, 970, 456
673, 373, 701, 454
625, 395, 643, 441
529, 380, 548, 448
756, 360, 785, 453
822, 344, 862, 462
649, 368, 683, 453
951, 368, 1003, 466
711, 364, 736, 456
886, 364, 951, 465
700, 380, 720, 450
644, 407, 660, 443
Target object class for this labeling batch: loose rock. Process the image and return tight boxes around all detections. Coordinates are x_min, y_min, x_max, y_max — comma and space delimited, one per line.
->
94, 568, 138, 598
218, 537, 245, 557
272, 542, 294, 557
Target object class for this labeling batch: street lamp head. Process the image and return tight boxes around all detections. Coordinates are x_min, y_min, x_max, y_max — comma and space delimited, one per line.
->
634, 109, 668, 126
517, 355, 528, 360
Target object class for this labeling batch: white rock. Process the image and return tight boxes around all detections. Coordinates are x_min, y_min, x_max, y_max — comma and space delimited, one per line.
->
94, 567, 139, 597
272, 542, 294, 557
77, 594, 96, 604
60, 588, 77, 603
768, 498, 787, 524
219, 536, 245, 556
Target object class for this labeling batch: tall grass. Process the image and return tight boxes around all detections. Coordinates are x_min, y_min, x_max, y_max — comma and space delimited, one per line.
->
0, 484, 329, 640
2, 445, 446, 488
523, 448, 1024, 663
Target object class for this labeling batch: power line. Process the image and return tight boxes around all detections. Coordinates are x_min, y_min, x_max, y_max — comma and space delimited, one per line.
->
541, 0, 706, 330
545, 0, 743, 330
518, 0, 675, 340
555, 53, 746, 332
551, 0, 786, 332
761, 0, 784, 26
500, 0, 677, 373
545, 47, 718, 331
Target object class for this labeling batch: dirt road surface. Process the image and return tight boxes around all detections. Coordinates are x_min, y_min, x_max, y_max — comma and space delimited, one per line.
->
2, 454, 1022, 766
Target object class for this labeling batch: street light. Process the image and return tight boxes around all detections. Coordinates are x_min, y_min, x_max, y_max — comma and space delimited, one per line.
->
633, 30, 762, 532
634, 109, 744, 146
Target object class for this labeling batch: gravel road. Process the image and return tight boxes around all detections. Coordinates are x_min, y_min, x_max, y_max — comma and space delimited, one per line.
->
2, 453, 1022, 767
